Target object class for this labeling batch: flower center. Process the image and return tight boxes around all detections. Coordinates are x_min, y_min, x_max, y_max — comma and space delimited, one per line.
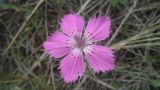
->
74, 36, 87, 49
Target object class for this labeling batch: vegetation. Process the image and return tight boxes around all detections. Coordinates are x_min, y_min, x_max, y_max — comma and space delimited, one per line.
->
0, 0, 160, 90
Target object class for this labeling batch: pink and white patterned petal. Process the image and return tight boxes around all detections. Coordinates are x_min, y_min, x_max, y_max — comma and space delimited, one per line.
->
59, 48, 85, 83
84, 45, 115, 73
43, 32, 71, 58
84, 16, 111, 42
60, 13, 84, 37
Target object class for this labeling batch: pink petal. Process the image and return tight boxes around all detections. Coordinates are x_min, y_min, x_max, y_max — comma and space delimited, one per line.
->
84, 16, 111, 42
60, 13, 84, 37
59, 48, 85, 83
84, 45, 115, 73
43, 32, 71, 58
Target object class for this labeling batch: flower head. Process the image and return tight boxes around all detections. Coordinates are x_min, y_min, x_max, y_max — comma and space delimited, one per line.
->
43, 13, 115, 83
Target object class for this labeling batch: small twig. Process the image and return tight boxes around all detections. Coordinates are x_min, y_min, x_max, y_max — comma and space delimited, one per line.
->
133, 3, 160, 12
45, 1, 49, 37
123, 43, 160, 48
30, 52, 46, 71
73, 76, 87, 90
3, 0, 44, 55
84, 0, 103, 15
77, 0, 91, 14
51, 60, 56, 90
110, 25, 159, 50
86, 75, 115, 90
106, 0, 138, 45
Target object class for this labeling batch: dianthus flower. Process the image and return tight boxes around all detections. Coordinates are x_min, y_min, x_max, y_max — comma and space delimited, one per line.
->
43, 13, 115, 83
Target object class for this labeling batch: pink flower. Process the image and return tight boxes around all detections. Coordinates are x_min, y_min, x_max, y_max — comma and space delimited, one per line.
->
43, 13, 115, 83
